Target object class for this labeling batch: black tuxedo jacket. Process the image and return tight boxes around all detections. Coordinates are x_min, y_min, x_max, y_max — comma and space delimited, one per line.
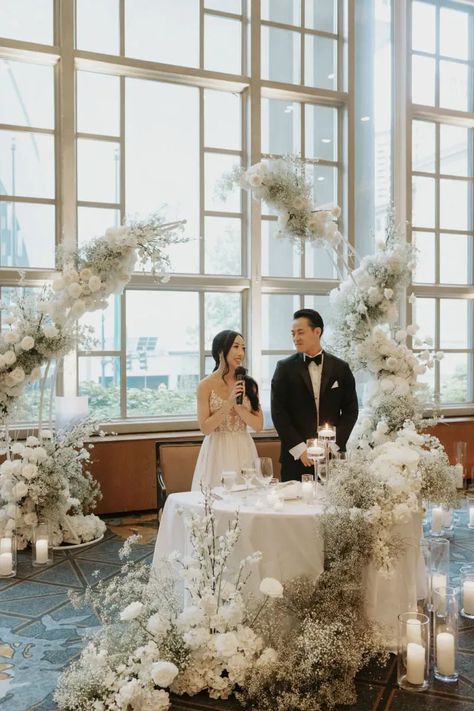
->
271, 351, 359, 481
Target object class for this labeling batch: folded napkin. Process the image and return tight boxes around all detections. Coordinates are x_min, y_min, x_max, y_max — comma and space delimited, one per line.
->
275, 480, 301, 500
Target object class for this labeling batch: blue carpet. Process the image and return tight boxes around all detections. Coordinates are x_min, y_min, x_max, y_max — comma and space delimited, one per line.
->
0, 512, 473, 710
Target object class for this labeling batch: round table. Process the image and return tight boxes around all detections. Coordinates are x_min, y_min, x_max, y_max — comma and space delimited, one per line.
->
153, 490, 423, 648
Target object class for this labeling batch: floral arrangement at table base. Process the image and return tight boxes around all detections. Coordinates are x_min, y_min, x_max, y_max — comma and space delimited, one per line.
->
54, 496, 279, 710
0, 211, 186, 547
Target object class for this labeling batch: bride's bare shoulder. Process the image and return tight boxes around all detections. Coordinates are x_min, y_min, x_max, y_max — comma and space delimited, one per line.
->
197, 374, 220, 394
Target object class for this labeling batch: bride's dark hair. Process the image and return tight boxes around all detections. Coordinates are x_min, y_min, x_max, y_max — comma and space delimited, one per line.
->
211, 330, 260, 412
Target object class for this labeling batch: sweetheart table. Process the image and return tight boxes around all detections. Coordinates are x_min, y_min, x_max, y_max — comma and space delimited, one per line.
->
152, 491, 424, 648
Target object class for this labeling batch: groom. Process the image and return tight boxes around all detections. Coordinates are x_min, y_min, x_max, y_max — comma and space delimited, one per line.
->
271, 308, 359, 481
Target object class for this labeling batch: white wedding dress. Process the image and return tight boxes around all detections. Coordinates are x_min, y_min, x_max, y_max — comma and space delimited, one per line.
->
191, 389, 259, 490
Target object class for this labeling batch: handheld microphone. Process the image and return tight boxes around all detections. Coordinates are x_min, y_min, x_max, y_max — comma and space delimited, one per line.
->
235, 366, 247, 405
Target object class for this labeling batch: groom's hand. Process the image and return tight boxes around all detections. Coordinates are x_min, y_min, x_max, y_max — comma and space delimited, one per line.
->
299, 451, 311, 467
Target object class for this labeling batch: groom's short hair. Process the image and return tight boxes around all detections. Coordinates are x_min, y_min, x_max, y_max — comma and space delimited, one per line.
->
293, 308, 324, 335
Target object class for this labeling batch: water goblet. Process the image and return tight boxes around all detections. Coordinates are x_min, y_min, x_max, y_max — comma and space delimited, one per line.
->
221, 470, 236, 495
255, 457, 274, 489
240, 465, 256, 500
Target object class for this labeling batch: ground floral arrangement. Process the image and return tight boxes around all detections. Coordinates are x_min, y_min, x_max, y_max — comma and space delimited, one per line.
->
0, 211, 185, 547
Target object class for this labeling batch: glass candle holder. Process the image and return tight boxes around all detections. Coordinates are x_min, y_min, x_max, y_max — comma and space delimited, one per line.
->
32, 522, 53, 566
428, 537, 450, 612
433, 586, 459, 683
0, 533, 16, 578
460, 564, 474, 619
442, 506, 454, 536
467, 495, 474, 529
431, 505, 444, 536
301, 473, 314, 503
397, 612, 430, 691
317, 423, 336, 444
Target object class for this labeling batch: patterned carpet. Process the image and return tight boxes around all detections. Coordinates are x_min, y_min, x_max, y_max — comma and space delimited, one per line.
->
0, 511, 473, 710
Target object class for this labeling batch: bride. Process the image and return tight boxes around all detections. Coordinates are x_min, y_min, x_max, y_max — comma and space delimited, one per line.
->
191, 330, 264, 490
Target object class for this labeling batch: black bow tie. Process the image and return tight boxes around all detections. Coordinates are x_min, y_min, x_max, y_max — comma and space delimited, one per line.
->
304, 353, 322, 366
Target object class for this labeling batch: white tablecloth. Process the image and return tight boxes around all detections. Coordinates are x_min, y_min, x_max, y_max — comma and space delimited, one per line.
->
152, 491, 423, 648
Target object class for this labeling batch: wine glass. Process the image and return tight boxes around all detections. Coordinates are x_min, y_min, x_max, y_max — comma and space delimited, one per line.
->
255, 457, 274, 488
240, 465, 256, 499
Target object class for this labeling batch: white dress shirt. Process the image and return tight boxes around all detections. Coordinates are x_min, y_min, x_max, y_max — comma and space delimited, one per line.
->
289, 351, 323, 461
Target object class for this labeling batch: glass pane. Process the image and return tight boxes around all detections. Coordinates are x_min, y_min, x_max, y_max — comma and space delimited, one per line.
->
125, 78, 199, 251
440, 234, 470, 285
0, 59, 54, 129
205, 0, 241, 12
440, 7, 468, 61
80, 295, 120, 351
305, 243, 337, 279
15, 365, 53, 424
205, 292, 242, 350
304, 35, 337, 90
412, 55, 435, 105
78, 206, 121, 247
440, 353, 470, 404
261, 220, 301, 278
262, 0, 300, 25
204, 217, 241, 275
440, 125, 471, 177
0, 0, 53, 44
412, 120, 435, 173
440, 179, 468, 231
312, 164, 337, 207
79, 356, 121, 419
77, 139, 120, 204
440, 298, 469, 349
0, 202, 55, 268
411, 1, 435, 54
262, 294, 300, 349
413, 297, 436, 342
304, 293, 330, 314
204, 90, 241, 150
205, 153, 241, 212
412, 176, 435, 229
261, 26, 301, 84
412, 231, 435, 284
125, 0, 199, 67
77, 72, 120, 136
305, 104, 337, 161
305, 0, 337, 33
0, 130, 54, 199
261, 99, 301, 155
76, 0, 119, 55
125, 291, 199, 418
440, 61, 469, 112
205, 15, 241, 75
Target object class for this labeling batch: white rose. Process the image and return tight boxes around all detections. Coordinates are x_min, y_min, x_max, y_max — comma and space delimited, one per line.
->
0, 460, 14, 474
214, 631, 239, 658
23, 512, 38, 526
259, 577, 284, 598
63, 269, 79, 283
406, 324, 419, 336
292, 196, 306, 211
119, 601, 144, 621
43, 325, 59, 339
68, 282, 82, 299
3, 350, 16, 366
331, 205, 341, 219
70, 299, 86, 317
80, 268, 93, 280
88, 276, 102, 292
29, 367, 41, 382
22, 463, 38, 480
435, 351, 444, 361
383, 288, 394, 300
395, 329, 407, 342
12, 481, 28, 500
52, 277, 65, 292
4, 332, 19, 344
11, 367, 25, 383
256, 647, 278, 667
20, 336, 34, 351
248, 172, 263, 187
150, 660, 179, 687
26, 436, 39, 447
146, 612, 170, 636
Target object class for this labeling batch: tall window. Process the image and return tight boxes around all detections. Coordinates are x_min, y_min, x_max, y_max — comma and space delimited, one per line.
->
409, 0, 474, 411
0, 1, 393, 430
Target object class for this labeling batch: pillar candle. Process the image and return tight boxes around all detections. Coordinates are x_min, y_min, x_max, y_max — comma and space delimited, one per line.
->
302, 481, 313, 502
35, 539, 49, 564
454, 463, 464, 489
436, 632, 455, 676
463, 580, 474, 615
431, 507, 443, 533
0, 538, 12, 554
0, 552, 12, 576
406, 619, 422, 645
406, 642, 425, 685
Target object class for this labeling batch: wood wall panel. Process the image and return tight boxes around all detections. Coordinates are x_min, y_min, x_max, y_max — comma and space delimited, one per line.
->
88, 422, 474, 514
